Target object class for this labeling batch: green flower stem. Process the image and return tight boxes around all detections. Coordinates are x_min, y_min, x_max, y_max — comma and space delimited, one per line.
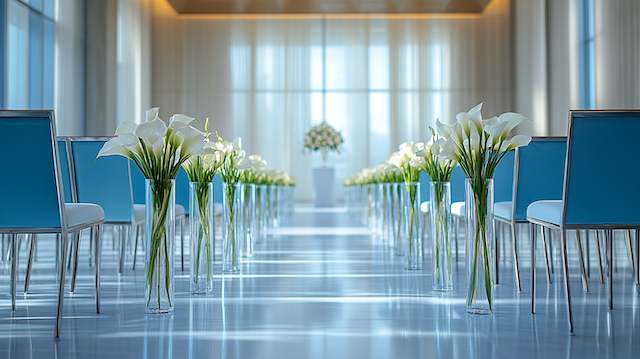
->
433, 182, 452, 286
193, 182, 212, 287
406, 183, 418, 264
146, 179, 173, 309
224, 184, 238, 271
466, 177, 493, 311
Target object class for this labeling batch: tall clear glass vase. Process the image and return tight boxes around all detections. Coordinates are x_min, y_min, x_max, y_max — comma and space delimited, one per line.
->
393, 183, 405, 256
145, 179, 175, 313
255, 185, 265, 242
241, 184, 256, 258
384, 183, 394, 249
223, 183, 242, 273
271, 185, 280, 228
402, 182, 422, 270
430, 181, 453, 291
189, 181, 214, 295
465, 178, 494, 314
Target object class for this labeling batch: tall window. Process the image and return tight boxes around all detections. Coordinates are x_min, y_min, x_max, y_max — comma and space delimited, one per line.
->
578, 0, 595, 108
1, 0, 55, 109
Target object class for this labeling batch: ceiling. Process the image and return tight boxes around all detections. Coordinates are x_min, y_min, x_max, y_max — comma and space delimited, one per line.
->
166, 0, 492, 14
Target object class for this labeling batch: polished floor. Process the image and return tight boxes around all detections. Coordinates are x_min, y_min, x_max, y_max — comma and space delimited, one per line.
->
1, 207, 639, 358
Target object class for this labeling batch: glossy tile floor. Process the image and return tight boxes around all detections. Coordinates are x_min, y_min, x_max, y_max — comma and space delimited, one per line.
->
1, 207, 639, 358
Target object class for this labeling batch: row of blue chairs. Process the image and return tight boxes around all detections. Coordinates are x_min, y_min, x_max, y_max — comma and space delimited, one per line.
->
419, 110, 640, 332
0, 111, 226, 336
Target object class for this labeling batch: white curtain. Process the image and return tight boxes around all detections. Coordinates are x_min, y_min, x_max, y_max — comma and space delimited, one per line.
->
152, 0, 512, 201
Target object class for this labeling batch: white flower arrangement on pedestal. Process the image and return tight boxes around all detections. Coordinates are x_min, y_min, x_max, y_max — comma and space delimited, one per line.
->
303, 121, 344, 163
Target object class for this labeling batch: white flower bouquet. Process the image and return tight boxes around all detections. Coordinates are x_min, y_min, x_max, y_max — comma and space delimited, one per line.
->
303, 121, 344, 162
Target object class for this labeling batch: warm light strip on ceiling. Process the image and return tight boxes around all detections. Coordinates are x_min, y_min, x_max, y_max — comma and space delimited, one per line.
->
177, 13, 482, 20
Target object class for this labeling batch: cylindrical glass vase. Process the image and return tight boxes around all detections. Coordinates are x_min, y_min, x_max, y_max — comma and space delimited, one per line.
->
465, 178, 494, 314
393, 183, 405, 256
145, 179, 175, 313
402, 182, 422, 270
241, 184, 256, 258
430, 181, 453, 291
223, 183, 242, 273
189, 181, 214, 294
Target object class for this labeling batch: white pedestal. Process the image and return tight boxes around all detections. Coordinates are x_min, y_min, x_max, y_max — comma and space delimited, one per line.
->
312, 167, 335, 207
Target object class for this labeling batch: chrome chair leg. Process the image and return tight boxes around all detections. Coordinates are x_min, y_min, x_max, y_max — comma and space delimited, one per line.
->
118, 225, 127, 274
530, 223, 536, 314
636, 229, 640, 286
24, 234, 36, 293
55, 233, 70, 337
453, 217, 459, 263
625, 230, 636, 281
607, 229, 613, 310
541, 226, 552, 284
494, 220, 500, 285
548, 230, 554, 274
575, 230, 589, 292
511, 222, 522, 291
560, 229, 574, 333
595, 230, 605, 284
70, 231, 81, 293
93, 225, 102, 313
89, 229, 94, 268
10, 234, 17, 311
180, 217, 185, 272
585, 230, 591, 279
132, 225, 141, 270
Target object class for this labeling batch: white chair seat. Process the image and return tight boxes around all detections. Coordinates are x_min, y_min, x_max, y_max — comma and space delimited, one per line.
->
64, 203, 104, 229
420, 201, 430, 213
133, 204, 186, 224
526, 200, 562, 226
494, 201, 513, 221
451, 201, 465, 217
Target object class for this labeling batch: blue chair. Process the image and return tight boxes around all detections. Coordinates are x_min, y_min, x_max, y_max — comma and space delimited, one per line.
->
527, 110, 640, 333
22, 138, 82, 294
68, 138, 141, 275
130, 163, 188, 271
494, 138, 567, 291
0, 111, 104, 337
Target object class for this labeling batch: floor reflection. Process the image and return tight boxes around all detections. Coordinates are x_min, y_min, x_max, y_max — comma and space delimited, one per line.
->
0, 208, 639, 358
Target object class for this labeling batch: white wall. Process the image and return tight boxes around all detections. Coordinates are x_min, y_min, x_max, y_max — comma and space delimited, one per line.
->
513, 0, 548, 136
55, 0, 85, 135
151, 0, 514, 200
594, 0, 640, 108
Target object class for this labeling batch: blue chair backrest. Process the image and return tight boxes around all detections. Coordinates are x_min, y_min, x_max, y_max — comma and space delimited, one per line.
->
57, 139, 74, 203
130, 162, 145, 205
563, 111, 640, 226
0, 111, 63, 229
70, 139, 133, 223
419, 171, 430, 202
131, 162, 193, 213
450, 166, 466, 203
494, 150, 515, 202
213, 174, 223, 204
176, 167, 190, 215
513, 137, 566, 221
